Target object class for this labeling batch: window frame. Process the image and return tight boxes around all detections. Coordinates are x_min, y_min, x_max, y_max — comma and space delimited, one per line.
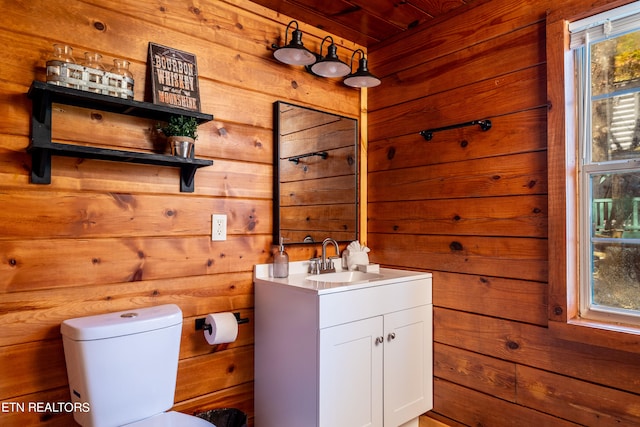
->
576, 22, 640, 324
547, 0, 640, 352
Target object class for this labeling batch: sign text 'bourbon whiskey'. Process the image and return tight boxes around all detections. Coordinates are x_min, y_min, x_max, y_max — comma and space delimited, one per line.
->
148, 42, 201, 112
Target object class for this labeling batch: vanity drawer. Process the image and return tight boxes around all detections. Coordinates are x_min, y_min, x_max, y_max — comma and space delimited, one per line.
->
318, 277, 432, 329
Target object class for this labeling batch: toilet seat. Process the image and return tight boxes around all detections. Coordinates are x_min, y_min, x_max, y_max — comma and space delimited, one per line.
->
123, 411, 215, 427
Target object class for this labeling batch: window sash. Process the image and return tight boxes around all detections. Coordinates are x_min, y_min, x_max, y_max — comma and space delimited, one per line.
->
580, 167, 640, 325
574, 8, 640, 326
570, 1, 640, 48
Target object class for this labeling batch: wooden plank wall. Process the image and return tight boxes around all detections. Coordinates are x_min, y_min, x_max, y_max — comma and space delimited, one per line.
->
368, 0, 640, 425
0, 0, 361, 425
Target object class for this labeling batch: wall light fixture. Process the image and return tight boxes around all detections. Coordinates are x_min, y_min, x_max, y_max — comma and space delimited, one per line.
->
344, 49, 381, 88
308, 36, 350, 78
271, 20, 316, 66
272, 22, 381, 88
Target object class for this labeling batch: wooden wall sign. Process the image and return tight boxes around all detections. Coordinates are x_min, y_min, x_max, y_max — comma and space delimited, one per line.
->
148, 42, 201, 112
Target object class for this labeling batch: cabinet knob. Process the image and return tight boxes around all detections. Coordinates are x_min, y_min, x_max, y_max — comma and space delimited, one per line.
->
388, 332, 396, 341
375, 336, 384, 345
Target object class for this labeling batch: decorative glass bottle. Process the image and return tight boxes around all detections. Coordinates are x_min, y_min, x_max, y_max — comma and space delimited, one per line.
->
47, 44, 79, 88
51, 44, 76, 63
83, 52, 105, 70
83, 52, 105, 91
110, 59, 132, 78
109, 58, 134, 99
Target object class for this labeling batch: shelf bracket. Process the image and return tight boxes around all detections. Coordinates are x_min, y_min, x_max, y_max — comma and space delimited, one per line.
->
29, 147, 52, 184
29, 86, 53, 184
181, 165, 198, 192
419, 119, 492, 141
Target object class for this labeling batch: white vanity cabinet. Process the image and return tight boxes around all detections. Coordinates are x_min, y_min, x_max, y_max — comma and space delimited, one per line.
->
254, 265, 433, 427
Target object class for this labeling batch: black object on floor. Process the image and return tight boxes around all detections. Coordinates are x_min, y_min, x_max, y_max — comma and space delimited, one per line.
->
195, 408, 248, 427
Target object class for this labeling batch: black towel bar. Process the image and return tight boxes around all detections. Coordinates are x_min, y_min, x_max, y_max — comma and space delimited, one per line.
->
419, 119, 492, 141
288, 151, 328, 164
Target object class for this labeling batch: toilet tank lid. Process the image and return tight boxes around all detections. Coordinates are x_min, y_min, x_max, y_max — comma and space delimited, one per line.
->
61, 304, 183, 341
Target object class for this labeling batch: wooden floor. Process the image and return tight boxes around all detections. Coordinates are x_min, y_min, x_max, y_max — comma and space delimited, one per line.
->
420, 414, 449, 427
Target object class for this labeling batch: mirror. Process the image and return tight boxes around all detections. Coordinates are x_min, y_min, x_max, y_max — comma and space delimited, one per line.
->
274, 101, 358, 245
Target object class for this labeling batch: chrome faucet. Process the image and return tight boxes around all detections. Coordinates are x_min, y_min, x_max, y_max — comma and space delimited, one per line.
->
320, 238, 340, 274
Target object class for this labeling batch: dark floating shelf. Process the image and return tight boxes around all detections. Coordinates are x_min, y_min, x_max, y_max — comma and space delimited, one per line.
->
28, 80, 213, 124
27, 81, 214, 192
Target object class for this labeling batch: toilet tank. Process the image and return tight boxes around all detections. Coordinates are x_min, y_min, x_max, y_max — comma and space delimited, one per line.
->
60, 304, 183, 427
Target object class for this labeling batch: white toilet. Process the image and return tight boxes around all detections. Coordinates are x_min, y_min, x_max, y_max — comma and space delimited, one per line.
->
60, 304, 215, 427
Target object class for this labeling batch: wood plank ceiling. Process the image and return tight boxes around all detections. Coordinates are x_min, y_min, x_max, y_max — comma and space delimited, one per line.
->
251, 0, 473, 47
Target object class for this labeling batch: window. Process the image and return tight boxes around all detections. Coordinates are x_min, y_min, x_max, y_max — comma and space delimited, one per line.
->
570, 2, 640, 326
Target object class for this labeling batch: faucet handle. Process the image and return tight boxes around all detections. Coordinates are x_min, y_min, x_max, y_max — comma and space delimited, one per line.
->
309, 258, 320, 274
320, 256, 337, 274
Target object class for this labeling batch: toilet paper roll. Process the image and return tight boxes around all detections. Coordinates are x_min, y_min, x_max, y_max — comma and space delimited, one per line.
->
203, 312, 238, 345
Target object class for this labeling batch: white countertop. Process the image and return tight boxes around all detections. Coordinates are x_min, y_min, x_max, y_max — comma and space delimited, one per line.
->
254, 261, 432, 294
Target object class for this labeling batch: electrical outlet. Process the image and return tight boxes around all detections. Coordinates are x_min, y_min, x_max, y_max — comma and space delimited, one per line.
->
211, 214, 227, 241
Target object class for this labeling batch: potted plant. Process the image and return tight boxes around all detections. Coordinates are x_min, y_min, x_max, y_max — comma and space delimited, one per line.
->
157, 115, 198, 158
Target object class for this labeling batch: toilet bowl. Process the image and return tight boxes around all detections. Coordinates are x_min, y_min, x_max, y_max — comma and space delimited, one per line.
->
124, 411, 213, 426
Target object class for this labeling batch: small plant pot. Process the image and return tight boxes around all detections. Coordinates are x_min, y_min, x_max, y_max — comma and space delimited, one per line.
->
168, 136, 194, 158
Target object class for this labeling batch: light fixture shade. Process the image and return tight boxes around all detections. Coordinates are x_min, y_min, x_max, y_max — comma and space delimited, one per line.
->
344, 56, 381, 88
309, 40, 350, 78
272, 22, 317, 66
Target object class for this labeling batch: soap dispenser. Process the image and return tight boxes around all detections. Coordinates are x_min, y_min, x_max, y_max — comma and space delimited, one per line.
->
273, 237, 289, 278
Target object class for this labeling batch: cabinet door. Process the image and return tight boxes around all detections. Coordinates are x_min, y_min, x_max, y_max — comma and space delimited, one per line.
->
384, 305, 433, 427
319, 316, 383, 427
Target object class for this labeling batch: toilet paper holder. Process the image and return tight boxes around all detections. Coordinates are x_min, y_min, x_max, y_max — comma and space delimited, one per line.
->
195, 312, 249, 333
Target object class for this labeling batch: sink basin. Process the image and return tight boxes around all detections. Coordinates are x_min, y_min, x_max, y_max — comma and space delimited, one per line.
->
306, 271, 384, 283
